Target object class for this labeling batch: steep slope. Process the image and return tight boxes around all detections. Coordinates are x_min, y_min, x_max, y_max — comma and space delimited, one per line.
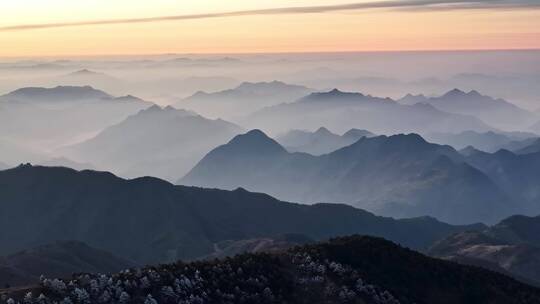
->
241, 89, 494, 135
429, 215, 540, 286
0, 241, 136, 287
0, 86, 151, 151
62, 105, 243, 181
422, 89, 537, 130
276, 127, 375, 155
7, 236, 540, 304
0, 164, 482, 265
182, 130, 513, 224
178, 81, 314, 119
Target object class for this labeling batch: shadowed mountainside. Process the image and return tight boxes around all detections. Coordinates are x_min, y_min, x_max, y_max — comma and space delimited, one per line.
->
0, 164, 483, 265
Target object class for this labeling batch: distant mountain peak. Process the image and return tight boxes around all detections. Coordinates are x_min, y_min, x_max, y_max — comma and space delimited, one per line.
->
444, 88, 467, 97
146, 104, 163, 111
441, 89, 486, 100
342, 128, 375, 139
387, 133, 429, 145
69, 69, 100, 76
314, 127, 333, 136
468, 89, 482, 97
459, 145, 483, 157
300, 89, 367, 102
226, 129, 287, 154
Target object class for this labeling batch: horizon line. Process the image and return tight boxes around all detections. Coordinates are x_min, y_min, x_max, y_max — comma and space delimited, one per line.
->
1, 47, 539, 60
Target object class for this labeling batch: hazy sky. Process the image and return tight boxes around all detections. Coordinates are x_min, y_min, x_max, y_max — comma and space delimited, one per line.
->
1, 0, 539, 56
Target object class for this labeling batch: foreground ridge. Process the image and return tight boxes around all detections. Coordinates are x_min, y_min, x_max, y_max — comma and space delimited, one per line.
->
3, 236, 540, 304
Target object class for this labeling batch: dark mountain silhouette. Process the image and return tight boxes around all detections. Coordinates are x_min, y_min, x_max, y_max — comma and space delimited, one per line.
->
62, 105, 243, 181
0, 241, 136, 287
276, 127, 375, 155
465, 150, 540, 212
241, 89, 494, 135
38, 157, 96, 171
429, 214, 540, 286
178, 81, 314, 119
0, 86, 151, 151
7, 236, 540, 304
425, 130, 537, 153
0, 164, 482, 265
418, 89, 536, 130
181, 130, 513, 224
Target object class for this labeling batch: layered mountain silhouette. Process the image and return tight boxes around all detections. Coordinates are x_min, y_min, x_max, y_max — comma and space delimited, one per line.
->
181, 130, 514, 224
7, 236, 540, 304
0, 164, 482, 265
241, 89, 494, 135
178, 81, 314, 119
62, 105, 243, 181
514, 138, 540, 155
276, 127, 375, 155
465, 149, 540, 211
429, 214, 540, 286
0, 86, 151, 152
425, 130, 537, 153
2, 85, 112, 103
398, 93, 429, 105
0, 241, 136, 287
406, 89, 537, 130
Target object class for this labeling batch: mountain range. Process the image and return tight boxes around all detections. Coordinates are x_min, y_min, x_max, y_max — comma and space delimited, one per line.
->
178, 81, 314, 119
0, 86, 151, 153
61, 105, 243, 181
398, 89, 537, 131
429, 214, 540, 286
241, 89, 494, 135
0, 164, 482, 265
181, 130, 516, 224
276, 127, 375, 155
464, 149, 540, 211
425, 130, 537, 153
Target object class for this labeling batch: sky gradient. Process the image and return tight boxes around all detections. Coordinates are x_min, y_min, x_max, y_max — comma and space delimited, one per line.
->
1, 0, 539, 56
